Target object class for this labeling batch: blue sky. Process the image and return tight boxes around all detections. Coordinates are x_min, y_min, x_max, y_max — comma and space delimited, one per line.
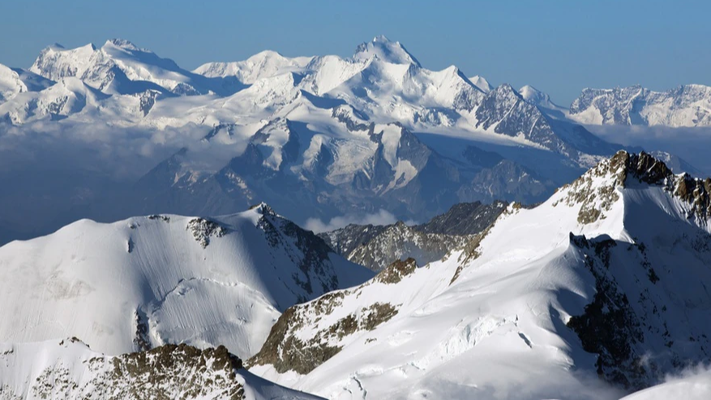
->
1, 0, 708, 104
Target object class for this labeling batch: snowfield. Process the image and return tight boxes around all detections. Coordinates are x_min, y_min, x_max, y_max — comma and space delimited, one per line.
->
248, 152, 711, 399
0, 204, 372, 359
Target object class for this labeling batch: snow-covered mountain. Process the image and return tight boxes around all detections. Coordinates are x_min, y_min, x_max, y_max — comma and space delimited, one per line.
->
248, 151, 711, 399
30, 39, 241, 96
0, 338, 321, 400
469, 75, 493, 92
0, 35, 663, 246
194, 50, 314, 84
0, 203, 372, 359
519, 84, 565, 111
569, 84, 711, 127
0, 64, 53, 101
319, 201, 507, 271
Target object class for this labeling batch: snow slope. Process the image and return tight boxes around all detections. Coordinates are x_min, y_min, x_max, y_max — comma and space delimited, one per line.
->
621, 369, 711, 400
0, 63, 53, 101
0, 338, 322, 400
195, 50, 314, 84
519, 84, 565, 112
469, 75, 493, 92
0, 203, 372, 359
249, 151, 711, 399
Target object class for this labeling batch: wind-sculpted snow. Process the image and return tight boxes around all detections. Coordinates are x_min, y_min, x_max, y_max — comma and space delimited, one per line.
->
248, 152, 711, 399
0, 203, 372, 359
0, 338, 322, 400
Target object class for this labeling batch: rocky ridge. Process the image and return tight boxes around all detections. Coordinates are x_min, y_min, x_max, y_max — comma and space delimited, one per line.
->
319, 201, 507, 271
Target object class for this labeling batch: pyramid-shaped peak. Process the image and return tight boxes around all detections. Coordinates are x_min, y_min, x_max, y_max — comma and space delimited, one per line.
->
518, 85, 559, 108
469, 75, 492, 92
372, 35, 393, 43
249, 201, 277, 216
487, 83, 520, 98
353, 35, 421, 67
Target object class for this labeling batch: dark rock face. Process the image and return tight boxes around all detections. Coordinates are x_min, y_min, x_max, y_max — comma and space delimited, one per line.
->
458, 160, 549, 204
567, 226, 711, 390
26, 342, 246, 399
319, 224, 387, 256
611, 151, 711, 220
553, 151, 711, 225
319, 201, 507, 271
186, 217, 227, 248
417, 201, 507, 235
341, 221, 470, 271
257, 208, 344, 299
375, 258, 417, 284
476, 84, 572, 157
567, 235, 646, 388
248, 289, 398, 375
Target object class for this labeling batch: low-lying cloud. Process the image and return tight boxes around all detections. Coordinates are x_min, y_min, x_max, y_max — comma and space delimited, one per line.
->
587, 124, 711, 175
304, 209, 400, 233
621, 364, 711, 400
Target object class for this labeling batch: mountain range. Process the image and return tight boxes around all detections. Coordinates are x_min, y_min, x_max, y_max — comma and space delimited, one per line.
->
2, 35, 711, 399
2, 36, 707, 246
1, 150, 711, 398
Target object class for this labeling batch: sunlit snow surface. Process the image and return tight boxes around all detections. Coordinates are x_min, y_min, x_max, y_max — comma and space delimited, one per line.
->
0, 206, 371, 359
250, 156, 711, 399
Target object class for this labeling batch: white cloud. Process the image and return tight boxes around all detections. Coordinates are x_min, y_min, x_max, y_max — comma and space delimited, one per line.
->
622, 364, 711, 400
304, 209, 399, 233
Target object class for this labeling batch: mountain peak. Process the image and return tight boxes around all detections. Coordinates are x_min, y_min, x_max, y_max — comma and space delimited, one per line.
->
558, 150, 711, 225
104, 38, 143, 52
569, 150, 673, 192
469, 75, 492, 92
353, 35, 421, 67
518, 85, 559, 109
249, 201, 276, 216
611, 150, 674, 185
490, 82, 519, 98
372, 34, 390, 42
